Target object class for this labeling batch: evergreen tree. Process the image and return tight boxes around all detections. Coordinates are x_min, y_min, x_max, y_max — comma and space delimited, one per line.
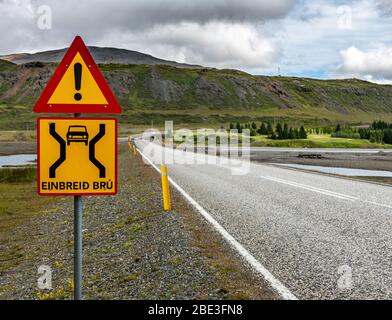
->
267, 123, 274, 135
258, 122, 268, 135
384, 129, 392, 144
288, 128, 294, 139
335, 124, 341, 133
276, 123, 283, 139
300, 126, 307, 139
283, 124, 289, 139
294, 128, 300, 139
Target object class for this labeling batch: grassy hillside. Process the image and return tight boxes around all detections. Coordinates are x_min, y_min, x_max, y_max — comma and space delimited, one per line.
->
0, 60, 392, 130
0, 60, 16, 71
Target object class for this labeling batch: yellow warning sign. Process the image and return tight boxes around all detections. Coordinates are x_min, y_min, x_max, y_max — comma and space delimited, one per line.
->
48, 53, 108, 105
33, 36, 122, 114
38, 117, 117, 195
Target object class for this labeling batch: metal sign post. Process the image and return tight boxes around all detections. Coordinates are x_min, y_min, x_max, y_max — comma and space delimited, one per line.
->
74, 112, 83, 300
74, 195, 83, 300
34, 36, 121, 301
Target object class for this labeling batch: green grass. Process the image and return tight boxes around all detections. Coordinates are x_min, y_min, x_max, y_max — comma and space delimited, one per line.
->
0, 130, 36, 141
0, 167, 37, 183
251, 134, 392, 148
172, 130, 392, 149
36, 280, 73, 300
0, 59, 16, 72
0, 178, 49, 274
0, 174, 39, 227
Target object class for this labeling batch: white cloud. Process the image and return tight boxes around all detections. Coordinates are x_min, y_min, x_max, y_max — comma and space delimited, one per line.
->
375, 0, 392, 17
0, 0, 293, 68
97, 22, 277, 69
363, 75, 392, 85
259, 0, 392, 79
336, 46, 392, 83
1, 0, 392, 80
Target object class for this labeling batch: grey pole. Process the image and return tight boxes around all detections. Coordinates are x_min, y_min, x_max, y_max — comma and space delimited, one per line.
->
74, 112, 83, 300
74, 195, 83, 300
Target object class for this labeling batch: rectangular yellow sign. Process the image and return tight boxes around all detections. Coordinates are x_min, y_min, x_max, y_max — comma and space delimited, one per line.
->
38, 117, 117, 195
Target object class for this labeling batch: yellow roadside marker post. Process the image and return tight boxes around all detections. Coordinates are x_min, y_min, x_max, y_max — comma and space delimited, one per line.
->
127, 136, 137, 156
160, 165, 171, 211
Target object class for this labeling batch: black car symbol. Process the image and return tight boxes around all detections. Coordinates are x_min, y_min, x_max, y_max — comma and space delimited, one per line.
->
67, 125, 89, 146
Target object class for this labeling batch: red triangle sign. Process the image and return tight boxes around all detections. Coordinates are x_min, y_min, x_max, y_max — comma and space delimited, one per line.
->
34, 36, 122, 114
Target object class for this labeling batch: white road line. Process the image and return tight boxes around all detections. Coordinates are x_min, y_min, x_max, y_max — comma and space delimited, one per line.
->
260, 175, 392, 210
134, 141, 298, 301
260, 175, 358, 201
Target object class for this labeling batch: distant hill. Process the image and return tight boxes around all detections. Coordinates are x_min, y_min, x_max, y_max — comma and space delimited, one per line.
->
0, 58, 392, 130
0, 46, 203, 69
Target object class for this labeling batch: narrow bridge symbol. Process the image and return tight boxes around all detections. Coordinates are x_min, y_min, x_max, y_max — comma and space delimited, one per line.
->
49, 123, 106, 178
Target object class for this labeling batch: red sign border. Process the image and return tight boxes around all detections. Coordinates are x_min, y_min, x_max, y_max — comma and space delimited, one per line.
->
37, 117, 118, 196
33, 36, 122, 114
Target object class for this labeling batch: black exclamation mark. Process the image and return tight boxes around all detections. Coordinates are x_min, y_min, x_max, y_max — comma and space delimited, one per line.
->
74, 63, 82, 101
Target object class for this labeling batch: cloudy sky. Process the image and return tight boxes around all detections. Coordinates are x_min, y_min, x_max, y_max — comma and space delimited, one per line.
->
1, 0, 392, 83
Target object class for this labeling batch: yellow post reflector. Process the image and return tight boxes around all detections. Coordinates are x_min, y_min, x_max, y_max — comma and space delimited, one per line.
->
160, 165, 171, 211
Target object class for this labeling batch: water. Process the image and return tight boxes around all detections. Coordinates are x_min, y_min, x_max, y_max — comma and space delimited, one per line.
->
274, 163, 392, 177
0, 154, 37, 168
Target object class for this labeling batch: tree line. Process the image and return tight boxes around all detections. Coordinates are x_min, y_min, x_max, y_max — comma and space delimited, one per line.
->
331, 121, 392, 144
226, 120, 392, 144
228, 122, 307, 140
358, 121, 392, 144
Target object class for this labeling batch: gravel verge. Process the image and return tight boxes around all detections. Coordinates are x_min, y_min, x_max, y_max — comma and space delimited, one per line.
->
0, 142, 275, 300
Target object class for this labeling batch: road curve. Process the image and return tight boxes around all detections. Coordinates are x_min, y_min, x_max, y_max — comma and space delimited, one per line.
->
135, 140, 392, 299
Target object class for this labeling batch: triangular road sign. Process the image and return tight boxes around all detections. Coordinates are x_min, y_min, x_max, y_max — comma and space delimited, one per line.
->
34, 36, 122, 114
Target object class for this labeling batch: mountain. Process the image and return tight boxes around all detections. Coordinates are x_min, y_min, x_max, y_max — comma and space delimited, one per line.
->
0, 58, 392, 130
0, 46, 202, 69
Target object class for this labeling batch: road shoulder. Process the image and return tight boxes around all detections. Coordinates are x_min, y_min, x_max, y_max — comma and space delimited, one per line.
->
0, 142, 277, 299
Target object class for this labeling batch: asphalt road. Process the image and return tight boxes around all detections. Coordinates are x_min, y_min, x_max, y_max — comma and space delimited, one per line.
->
135, 140, 392, 299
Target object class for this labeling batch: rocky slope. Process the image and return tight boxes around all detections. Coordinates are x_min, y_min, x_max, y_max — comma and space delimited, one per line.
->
0, 59, 392, 129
